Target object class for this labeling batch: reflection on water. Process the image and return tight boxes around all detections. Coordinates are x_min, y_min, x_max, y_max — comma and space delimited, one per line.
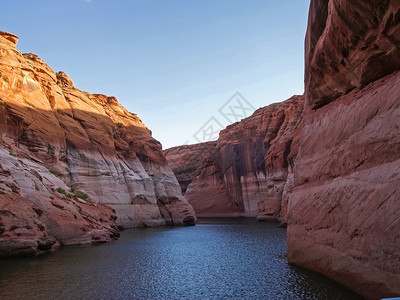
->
0, 218, 364, 300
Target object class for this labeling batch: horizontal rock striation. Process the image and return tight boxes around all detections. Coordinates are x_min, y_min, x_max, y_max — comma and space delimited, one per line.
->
288, 1, 400, 299
0, 32, 196, 255
0, 145, 119, 256
166, 96, 303, 223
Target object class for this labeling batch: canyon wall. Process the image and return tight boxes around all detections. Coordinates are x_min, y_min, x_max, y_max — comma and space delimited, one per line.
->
164, 141, 217, 194
0, 32, 196, 256
287, 1, 400, 299
165, 95, 303, 223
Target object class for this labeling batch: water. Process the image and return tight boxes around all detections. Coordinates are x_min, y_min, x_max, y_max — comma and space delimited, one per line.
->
0, 218, 364, 300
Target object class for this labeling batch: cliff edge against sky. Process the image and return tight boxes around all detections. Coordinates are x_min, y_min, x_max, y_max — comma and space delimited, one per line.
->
287, 1, 400, 298
1, 0, 399, 297
0, 31, 196, 256
165, 1, 400, 298
165, 95, 304, 225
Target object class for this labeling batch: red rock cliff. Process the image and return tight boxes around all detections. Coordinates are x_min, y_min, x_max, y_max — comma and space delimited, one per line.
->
305, 0, 400, 108
165, 95, 303, 223
287, 1, 400, 299
0, 32, 196, 255
164, 141, 217, 194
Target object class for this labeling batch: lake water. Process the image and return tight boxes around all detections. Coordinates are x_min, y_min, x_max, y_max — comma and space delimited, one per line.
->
0, 218, 364, 300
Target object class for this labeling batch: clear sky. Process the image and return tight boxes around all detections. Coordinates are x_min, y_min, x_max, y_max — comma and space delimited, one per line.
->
3, 0, 310, 149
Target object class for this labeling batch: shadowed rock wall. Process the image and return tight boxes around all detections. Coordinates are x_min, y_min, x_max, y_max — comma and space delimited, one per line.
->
287, 1, 400, 298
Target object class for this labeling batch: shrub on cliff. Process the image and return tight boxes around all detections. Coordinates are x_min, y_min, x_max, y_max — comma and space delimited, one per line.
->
75, 191, 89, 200
56, 187, 66, 195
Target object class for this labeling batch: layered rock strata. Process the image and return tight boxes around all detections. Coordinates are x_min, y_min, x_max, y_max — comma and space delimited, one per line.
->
287, 1, 400, 298
166, 95, 303, 223
0, 32, 196, 255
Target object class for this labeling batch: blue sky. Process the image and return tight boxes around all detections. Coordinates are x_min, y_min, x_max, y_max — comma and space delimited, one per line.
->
3, 0, 310, 149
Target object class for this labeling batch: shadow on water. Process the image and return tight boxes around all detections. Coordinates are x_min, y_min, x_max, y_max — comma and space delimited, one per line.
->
0, 218, 365, 300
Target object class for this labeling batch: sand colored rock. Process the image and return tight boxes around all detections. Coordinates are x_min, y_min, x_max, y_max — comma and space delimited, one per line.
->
166, 96, 303, 221
0, 146, 119, 256
287, 1, 400, 298
0, 32, 196, 255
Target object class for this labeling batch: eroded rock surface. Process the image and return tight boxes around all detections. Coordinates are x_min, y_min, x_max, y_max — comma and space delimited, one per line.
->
164, 141, 217, 194
0, 31, 196, 255
288, 1, 400, 298
0, 146, 119, 256
166, 96, 303, 222
305, 0, 400, 108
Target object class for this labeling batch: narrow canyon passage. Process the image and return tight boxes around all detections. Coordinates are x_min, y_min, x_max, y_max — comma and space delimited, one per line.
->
0, 219, 363, 300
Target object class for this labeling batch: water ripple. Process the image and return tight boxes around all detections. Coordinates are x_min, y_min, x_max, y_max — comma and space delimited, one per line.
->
0, 218, 364, 300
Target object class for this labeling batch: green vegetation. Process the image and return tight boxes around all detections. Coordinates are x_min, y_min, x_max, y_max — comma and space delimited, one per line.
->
14, 162, 19, 167
50, 195, 54, 200
74, 214, 77, 219
75, 191, 89, 200
56, 187, 66, 195
56, 187, 89, 201
113, 133, 119, 140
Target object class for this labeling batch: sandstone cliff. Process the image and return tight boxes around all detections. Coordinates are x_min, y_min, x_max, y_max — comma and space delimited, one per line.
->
0, 32, 196, 256
287, 1, 400, 299
164, 141, 217, 194
165, 95, 303, 224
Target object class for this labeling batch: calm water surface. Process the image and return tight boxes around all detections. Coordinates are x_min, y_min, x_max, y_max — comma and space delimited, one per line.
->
0, 218, 364, 300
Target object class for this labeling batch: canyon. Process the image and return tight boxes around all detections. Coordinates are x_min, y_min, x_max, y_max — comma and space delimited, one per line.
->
165, 0, 400, 298
0, 31, 196, 256
0, 0, 399, 298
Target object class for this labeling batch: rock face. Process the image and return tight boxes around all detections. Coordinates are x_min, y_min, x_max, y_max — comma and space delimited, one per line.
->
287, 1, 400, 299
0, 32, 196, 255
166, 96, 303, 223
164, 142, 217, 194
0, 145, 119, 256
305, 0, 400, 108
